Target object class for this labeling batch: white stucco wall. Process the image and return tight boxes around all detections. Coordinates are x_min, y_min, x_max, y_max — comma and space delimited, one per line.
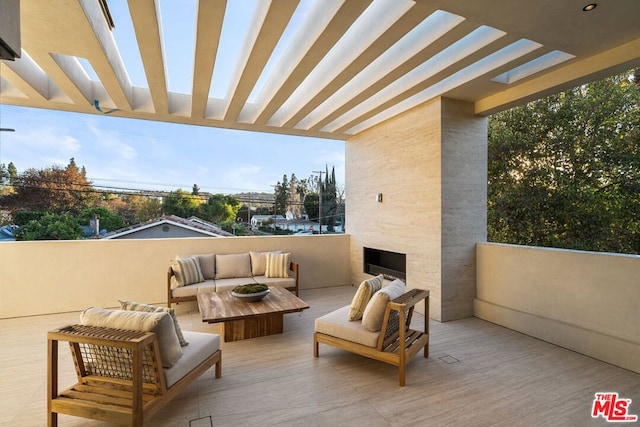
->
475, 242, 640, 373
0, 234, 350, 318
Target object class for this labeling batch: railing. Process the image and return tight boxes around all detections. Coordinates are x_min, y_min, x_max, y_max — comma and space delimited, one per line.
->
475, 242, 640, 374
0, 234, 350, 319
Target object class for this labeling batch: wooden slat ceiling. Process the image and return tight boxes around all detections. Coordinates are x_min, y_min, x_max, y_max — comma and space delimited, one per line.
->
1, 0, 639, 140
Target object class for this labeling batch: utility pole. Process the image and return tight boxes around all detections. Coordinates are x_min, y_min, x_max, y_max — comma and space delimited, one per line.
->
312, 170, 325, 234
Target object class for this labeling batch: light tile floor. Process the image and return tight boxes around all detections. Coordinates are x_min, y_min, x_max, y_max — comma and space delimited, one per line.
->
2, 286, 638, 426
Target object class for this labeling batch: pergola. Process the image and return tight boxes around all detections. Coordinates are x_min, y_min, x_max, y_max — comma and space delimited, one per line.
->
1, 0, 639, 139
1, 0, 639, 367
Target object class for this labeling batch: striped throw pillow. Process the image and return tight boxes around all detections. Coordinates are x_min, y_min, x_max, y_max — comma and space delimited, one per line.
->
265, 252, 291, 278
119, 300, 188, 347
348, 274, 384, 321
173, 256, 204, 287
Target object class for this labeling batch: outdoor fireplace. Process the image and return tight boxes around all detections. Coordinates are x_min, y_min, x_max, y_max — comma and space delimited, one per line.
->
363, 247, 406, 280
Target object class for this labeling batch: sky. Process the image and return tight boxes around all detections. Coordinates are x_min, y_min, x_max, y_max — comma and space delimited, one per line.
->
0, 0, 345, 195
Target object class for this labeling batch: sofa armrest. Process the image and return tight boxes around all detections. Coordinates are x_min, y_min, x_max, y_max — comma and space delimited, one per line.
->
167, 266, 175, 307
289, 261, 299, 296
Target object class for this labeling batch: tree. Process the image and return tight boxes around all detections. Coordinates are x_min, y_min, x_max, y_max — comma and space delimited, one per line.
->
321, 166, 338, 232
3, 158, 98, 214
273, 174, 290, 215
78, 207, 126, 232
488, 71, 640, 254
161, 189, 202, 218
304, 193, 319, 222
200, 194, 241, 223
15, 212, 83, 240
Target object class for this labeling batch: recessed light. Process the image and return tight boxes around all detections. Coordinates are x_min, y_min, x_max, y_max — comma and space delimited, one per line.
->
583, 3, 597, 11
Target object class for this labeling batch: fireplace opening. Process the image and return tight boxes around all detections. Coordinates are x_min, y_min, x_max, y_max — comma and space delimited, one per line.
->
363, 247, 406, 280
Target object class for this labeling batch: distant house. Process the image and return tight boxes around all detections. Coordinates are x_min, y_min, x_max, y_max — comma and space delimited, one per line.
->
101, 215, 233, 239
250, 215, 286, 229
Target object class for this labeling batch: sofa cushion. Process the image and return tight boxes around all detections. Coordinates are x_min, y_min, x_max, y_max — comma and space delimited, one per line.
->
80, 307, 183, 368
195, 253, 216, 280
348, 274, 384, 321
250, 251, 281, 276
315, 305, 380, 348
265, 252, 290, 278
164, 331, 220, 388
171, 279, 215, 298
361, 279, 407, 332
215, 277, 259, 292
215, 253, 252, 279
173, 256, 204, 287
252, 276, 295, 288
119, 300, 188, 347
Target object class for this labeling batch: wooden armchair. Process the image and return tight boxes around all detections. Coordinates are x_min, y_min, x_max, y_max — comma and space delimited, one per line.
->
314, 288, 429, 386
48, 324, 221, 426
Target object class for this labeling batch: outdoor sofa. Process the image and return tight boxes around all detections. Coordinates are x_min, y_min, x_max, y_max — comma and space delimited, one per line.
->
167, 251, 299, 307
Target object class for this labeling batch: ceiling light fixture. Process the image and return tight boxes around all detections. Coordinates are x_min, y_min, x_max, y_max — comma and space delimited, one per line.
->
583, 3, 597, 11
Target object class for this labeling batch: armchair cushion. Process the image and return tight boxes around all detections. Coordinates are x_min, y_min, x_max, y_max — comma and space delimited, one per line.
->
314, 305, 380, 348
80, 307, 183, 368
361, 279, 406, 332
348, 274, 384, 321
119, 300, 188, 347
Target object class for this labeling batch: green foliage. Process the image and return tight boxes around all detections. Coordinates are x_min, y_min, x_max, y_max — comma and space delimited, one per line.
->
304, 193, 319, 222
274, 174, 290, 215
232, 283, 268, 294
201, 194, 241, 223
488, 71, 640, 254
13, 210, 47, 226
15, 212, 83, 240
78, 207, 126, 232
161, 189, 202, 218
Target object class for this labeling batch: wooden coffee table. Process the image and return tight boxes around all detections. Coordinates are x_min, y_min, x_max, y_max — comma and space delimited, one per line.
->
196, 286, 309, 342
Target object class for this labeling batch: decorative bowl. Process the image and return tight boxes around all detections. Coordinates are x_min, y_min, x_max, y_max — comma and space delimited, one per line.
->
231, 289, 270, 302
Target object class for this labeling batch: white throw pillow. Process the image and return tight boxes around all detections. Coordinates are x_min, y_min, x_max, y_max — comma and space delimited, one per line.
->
265, 253, 291, 278
250, 251, 282, 276
361, 279, 406, 332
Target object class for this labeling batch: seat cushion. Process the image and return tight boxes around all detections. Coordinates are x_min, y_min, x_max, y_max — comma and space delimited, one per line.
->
164, 331, 220, 388
361, 279, 407, 332
214, 277, 258, 292
252, 276, 295, 288
171, 279, 216, 298
80, 307, 183, 368
315, 305, 380, 348
348, 274, 384, 321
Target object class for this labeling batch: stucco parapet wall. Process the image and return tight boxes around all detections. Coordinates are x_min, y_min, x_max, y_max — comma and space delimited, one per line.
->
0, 234, 350, 318
475, 242, 640, 373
